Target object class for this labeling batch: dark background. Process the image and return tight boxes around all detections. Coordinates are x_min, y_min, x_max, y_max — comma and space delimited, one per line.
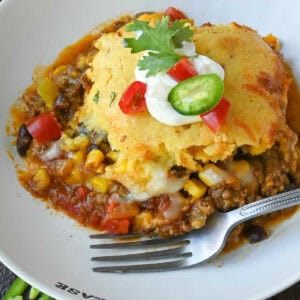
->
0, 0, 299, 299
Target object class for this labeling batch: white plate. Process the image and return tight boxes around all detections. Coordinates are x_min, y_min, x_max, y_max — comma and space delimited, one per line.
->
0, 0, 299, 299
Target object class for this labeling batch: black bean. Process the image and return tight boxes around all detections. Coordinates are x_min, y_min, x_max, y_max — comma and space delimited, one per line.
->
243, 224, 268, 244
54, 94, 70, 110
99, 140, 111, 154
16, 124, 33, 156
87, 143, 100, 152
170, 165, 188, 178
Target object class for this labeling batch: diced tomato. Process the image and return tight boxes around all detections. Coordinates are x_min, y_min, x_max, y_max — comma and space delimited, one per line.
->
164, 7, 187, 20
200, 97, 231, 132
106, 201, 119, 213
100, 218, 130, 234
167, 57, 198, 82
119, 81, 147, 114
107, 202, 139, 219
26, 112, 62, 144
77, 186, 89, 202
89, 210, 102, 227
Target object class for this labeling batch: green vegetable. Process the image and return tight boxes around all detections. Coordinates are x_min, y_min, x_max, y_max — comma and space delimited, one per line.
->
124, 16, 193, 77
29, 286, 40, 299
37, 294, 52, 300
168, 74, 224, 115
3, 278, 28, 300
93, 91, 99, 104
109, 91, 116, 106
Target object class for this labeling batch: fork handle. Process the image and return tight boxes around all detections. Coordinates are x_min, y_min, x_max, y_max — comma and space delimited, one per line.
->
231, 188, 300, 223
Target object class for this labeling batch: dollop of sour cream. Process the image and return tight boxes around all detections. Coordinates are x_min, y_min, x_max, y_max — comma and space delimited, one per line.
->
135, 42, 225, 126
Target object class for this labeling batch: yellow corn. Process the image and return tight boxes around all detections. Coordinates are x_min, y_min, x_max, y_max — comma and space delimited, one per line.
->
91, 176, 110, 193
95, 164, 106, 174
33, 168, 51, 190
61, 134, 89, 152
85, 149, 104, 169
184, 179, 207, 198
73, 134, 90, 150
72, 150, 85, 164
65, 169, 83, 185
106, 151, 119, 162
37, 77, 59, 108
52, 65, 67, 77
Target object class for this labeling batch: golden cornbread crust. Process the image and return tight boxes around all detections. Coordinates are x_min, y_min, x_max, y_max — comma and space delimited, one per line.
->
78, 18, 294, 171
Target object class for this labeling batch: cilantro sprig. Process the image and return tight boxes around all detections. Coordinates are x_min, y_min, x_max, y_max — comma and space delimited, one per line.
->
124, 16, 193, 77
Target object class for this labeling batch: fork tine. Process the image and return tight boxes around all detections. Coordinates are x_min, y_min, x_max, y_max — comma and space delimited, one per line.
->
93, 259, 189, 273
90, 236, 189, 249
91, 247, 191, 261
90, 233, 141, 239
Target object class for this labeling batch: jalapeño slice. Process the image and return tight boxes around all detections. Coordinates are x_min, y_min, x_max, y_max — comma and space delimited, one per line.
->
168, 74, 224, 115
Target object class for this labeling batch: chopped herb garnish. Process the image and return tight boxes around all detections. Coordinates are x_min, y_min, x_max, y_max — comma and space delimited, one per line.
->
93, 91, 99, 104
124, 16, 193, 77
109, 91, 116, 106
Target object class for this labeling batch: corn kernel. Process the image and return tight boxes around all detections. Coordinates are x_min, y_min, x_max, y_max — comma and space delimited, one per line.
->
65, 169, 83, 185
73, 134, 90, 150
37, 77, 59, 108
52, 65, 67, 77
91, 176, 109, 193
85, 149, 104, 170
61, 136, 76, 152
184, 179, 207, 198
106, 151, 119, 162
95, 164, 106, 174
33, 168, 51, 190
72, 150, 85, 164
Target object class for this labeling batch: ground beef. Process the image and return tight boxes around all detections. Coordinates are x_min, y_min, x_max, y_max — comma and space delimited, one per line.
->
260, 147, 290, 196
53, 67, 91, 128
22, 91, 46, 118
208, 184, 248, 211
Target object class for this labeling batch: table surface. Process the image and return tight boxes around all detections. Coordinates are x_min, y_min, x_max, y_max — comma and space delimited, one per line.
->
0, 261, 299, 299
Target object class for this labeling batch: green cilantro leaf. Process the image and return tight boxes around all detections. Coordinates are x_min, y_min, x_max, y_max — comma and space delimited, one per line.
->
138, 53, 180, 77
109, 91, 116, 106
124, 16, 193, 77
170, 20, 194, 48
93, 91, 99, 104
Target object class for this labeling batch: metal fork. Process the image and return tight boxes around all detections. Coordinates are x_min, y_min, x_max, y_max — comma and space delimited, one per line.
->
90, 188, 300, 272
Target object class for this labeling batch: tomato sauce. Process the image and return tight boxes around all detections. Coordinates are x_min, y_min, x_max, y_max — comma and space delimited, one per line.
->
7, 14, 300, 250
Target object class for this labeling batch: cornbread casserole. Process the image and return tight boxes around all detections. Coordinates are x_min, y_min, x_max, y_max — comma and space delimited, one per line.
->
9, 8, 300, 246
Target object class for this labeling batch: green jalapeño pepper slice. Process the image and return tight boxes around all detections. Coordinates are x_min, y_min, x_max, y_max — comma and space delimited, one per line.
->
168, 74, 224, 115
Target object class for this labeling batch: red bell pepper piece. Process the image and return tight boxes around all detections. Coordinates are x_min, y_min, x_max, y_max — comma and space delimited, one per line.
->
200, 97, 231, 132
26, 112, 62, 144
119, 81, 147, 114
167, 57, 198, 82
164, 7, 187, 20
